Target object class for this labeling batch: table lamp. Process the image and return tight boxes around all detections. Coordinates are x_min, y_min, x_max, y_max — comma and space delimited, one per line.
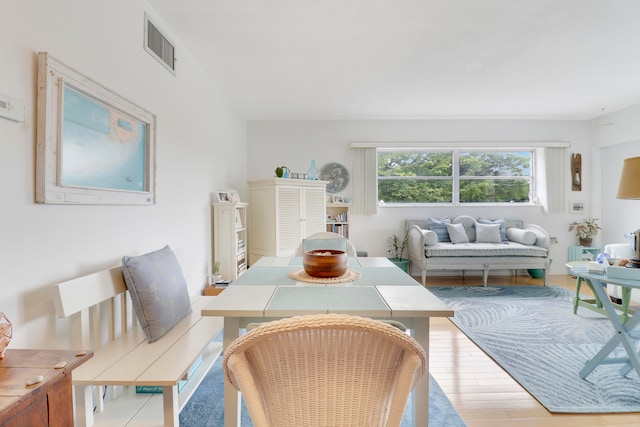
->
617, 156, 640, 266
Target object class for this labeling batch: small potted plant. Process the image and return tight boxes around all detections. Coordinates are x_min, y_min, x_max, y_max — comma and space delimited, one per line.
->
211, 260, 222, 284
568, 218, 601, 246
387, 230, 409, 272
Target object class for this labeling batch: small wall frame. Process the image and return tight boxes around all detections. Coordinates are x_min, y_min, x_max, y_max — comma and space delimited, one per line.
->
571, 153, 582, 191
36, 52, 156, 205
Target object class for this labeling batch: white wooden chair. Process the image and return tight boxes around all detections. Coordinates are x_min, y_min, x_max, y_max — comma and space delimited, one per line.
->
223, 313, 426, 427
294, 231, 357, 257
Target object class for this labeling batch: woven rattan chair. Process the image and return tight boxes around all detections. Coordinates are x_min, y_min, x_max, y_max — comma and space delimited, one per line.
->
223, 313, 426, 427
294, 231, 358, 257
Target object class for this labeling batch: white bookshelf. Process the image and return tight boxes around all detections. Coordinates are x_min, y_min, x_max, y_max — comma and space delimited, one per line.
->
213, 202, 248, 280
326, 202, 350, 237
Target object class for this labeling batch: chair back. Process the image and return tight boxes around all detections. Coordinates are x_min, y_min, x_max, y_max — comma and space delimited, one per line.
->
295, 231, 357, 257
223, 314, 426, 427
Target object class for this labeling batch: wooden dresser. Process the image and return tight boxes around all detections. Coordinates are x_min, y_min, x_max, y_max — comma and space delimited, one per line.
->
0, 349, 92, 426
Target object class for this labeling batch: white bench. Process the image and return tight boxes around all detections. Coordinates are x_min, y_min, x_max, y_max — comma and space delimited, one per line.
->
52, 265, 223, 426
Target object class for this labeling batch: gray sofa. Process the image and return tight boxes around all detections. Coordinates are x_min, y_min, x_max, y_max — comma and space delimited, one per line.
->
407, 215, 550, 286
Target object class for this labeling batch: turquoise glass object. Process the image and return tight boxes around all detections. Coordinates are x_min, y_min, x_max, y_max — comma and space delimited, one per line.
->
307, 160, 319, 180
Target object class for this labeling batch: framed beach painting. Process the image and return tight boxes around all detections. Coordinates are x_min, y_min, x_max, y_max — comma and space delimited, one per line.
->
36, 52, 156, 205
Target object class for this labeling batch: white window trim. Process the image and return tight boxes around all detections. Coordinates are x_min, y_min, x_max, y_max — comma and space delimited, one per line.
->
351, 141, 570, 214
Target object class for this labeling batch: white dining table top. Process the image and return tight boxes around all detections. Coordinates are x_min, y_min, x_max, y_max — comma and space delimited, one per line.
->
201, 257, 453, 319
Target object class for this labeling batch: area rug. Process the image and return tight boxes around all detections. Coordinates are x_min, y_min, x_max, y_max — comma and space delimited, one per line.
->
429, 285, 640, 413
180, 339, 467, 426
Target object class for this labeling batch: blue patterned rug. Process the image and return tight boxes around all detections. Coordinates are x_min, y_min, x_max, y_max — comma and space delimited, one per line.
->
429, 285, 640, 413
180, 338, 466, 426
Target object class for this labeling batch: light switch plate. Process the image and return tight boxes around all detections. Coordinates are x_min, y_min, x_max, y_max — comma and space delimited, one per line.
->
0, 93, 25, 122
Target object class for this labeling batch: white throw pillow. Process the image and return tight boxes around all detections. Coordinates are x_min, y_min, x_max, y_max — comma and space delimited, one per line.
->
445, 223, 470, 244
475, 223, 502, 243
477, 217, 508, 242
423, 229, 438, 246
506, 228, 537, 245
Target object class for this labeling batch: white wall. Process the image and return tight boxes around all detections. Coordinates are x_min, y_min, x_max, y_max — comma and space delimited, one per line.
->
592, 108, 640, 249
247, 119, 595, 274
1, 0, 245, 348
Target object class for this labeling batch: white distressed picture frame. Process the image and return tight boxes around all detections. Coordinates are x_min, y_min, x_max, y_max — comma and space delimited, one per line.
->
36, 52, 156, 205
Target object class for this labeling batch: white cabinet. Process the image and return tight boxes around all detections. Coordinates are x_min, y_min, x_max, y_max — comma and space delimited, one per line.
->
213, 202, 248, 280
248, 178, 327, 264
326, 202, 350, 237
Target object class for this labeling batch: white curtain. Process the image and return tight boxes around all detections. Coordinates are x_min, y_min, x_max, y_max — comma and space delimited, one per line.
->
351, 148, 378, 215
537, 147, 566, 213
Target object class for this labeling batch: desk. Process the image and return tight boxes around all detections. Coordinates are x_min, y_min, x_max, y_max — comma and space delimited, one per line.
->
574, 271, 640, 380
202, 257, 453, 427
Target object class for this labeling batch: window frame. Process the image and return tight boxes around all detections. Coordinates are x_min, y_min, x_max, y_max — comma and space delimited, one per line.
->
377, 148, 536, 206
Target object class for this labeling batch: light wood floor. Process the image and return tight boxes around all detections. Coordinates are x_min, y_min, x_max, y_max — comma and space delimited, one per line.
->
423, 274, 640, 427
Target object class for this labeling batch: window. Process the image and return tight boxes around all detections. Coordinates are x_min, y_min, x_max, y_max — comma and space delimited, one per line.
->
378, 150, 533, 205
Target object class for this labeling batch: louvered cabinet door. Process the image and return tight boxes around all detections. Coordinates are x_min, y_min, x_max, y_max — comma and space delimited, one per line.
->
248, 178, 328, 265
302, 186, 327, 238
276, 186, 303, 256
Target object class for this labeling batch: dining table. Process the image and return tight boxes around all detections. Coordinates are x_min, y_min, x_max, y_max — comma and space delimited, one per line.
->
201, 256, 453, 427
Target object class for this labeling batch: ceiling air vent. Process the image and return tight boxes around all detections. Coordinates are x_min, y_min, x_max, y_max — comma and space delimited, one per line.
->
144, 13, 176, 75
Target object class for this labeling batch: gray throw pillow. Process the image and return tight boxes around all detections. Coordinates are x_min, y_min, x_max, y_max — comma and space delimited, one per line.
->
475, 223, 502, 243
122, 246, 192, 343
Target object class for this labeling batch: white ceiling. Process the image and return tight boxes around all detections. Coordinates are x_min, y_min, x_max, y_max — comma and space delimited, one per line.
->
149, 0, 640, 121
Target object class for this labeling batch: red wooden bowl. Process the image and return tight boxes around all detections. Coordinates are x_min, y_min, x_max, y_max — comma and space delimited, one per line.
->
303, 249, 348, 278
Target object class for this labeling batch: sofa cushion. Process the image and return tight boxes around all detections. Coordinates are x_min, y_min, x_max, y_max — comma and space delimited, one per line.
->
478, 218, 508, 242
424, 242, 548, 258
446, 223, 470, 244
121, 245, 192, 343
506, 228, 537, 245
475, 223, 502, 243
428, 217, 451, 242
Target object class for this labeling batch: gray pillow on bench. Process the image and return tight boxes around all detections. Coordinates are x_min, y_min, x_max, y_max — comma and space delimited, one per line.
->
122, 245, 192, 343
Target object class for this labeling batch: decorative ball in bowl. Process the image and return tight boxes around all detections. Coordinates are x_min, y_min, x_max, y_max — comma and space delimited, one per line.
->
303, 249, 348, 278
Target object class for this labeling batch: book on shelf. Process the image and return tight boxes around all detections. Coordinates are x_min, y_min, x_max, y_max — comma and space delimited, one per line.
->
327, 212, 348, 223
329, 224, 348, 236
